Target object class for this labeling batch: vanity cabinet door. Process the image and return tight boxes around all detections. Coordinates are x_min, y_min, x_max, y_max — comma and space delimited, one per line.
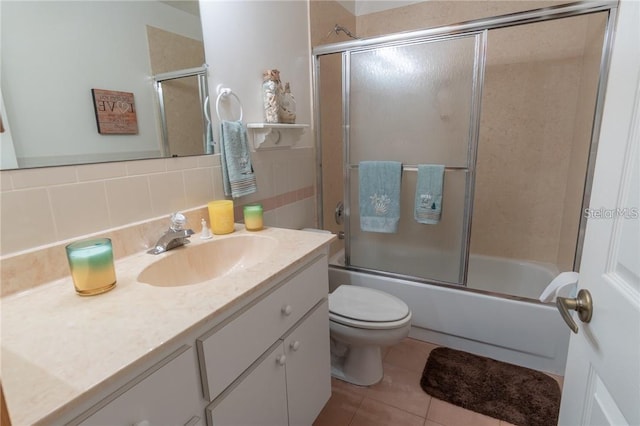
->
206, 341, 288, 426
284, 300, 331, 426
73, 346, 202, 426
197, 255, 328, 401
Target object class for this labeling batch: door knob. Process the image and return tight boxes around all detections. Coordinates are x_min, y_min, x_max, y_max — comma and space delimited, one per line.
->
556, 289, 593, 334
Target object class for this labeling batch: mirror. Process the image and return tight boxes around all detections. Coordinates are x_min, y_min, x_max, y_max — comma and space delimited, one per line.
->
0, 0, 209, 170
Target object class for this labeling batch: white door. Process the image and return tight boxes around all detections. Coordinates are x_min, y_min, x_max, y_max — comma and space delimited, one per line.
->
557, 1, 640, 425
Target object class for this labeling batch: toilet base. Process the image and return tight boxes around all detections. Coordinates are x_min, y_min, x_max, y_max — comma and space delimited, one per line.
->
331, 344, 384, 386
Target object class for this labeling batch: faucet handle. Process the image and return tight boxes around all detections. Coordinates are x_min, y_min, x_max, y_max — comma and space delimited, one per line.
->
170, 212, 187, 231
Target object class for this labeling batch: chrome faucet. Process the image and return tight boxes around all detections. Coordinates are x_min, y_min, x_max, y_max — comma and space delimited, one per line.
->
147, 213, 195, 255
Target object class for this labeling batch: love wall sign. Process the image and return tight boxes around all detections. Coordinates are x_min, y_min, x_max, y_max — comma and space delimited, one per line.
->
91, 89, 138, 134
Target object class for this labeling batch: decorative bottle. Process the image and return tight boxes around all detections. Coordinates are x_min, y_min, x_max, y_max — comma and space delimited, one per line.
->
279, 82, 296, 124
262, 69, 282, 123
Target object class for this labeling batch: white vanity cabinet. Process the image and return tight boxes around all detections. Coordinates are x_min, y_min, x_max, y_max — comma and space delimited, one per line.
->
63, 253, 331, 426
206, 300, 330, 426
71, 346, 203, 426
199, 255, 331, 426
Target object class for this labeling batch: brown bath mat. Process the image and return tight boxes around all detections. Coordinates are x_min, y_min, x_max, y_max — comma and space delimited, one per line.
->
420, 347, 561, 426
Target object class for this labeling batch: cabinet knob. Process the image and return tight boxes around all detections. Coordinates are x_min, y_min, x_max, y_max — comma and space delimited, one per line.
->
290, 340, 301, 351
281, 305, 293, 316
276, 354, 287, 366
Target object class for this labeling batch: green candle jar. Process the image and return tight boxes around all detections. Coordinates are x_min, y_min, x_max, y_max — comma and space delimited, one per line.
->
65, 238, 117, 296
243, 204, 264, 231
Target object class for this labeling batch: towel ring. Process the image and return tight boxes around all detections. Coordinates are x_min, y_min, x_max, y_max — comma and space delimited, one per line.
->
215, 87, 244, 122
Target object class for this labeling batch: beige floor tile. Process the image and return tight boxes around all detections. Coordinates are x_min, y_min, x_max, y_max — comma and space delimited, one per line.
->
384, 338, 439, 373
425, 421, 446, 426
381, 345, 392, 359
499, 421, 518, 426
364, 362, 432, 418
313, 378, 365, 426
331, 376, 369, 397
350, 398, 425, 426
427, 398, 501, 426
546, 372, 565, 389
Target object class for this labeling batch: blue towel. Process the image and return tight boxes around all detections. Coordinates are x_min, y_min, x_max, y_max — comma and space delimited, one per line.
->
414, 164, 445, 224
359, 161, 402, 233
220, 121, 257, 198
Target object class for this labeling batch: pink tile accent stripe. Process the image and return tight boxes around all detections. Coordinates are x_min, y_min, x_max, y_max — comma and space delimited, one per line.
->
234, 185, 315, 221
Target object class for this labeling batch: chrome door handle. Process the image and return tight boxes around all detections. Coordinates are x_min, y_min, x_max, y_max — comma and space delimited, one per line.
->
556, 289, 593, 334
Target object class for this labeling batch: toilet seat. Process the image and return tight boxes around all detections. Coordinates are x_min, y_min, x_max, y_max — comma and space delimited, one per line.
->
329, 285, 411, 330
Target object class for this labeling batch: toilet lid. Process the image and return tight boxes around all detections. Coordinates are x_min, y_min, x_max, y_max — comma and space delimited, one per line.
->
329, 285, 409, 323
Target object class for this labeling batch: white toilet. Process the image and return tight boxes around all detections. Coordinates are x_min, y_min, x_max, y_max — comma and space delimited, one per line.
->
328, 285, 412, 386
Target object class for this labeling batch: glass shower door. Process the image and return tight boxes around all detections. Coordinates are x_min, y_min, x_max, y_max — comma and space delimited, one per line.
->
345, 33, 484, 285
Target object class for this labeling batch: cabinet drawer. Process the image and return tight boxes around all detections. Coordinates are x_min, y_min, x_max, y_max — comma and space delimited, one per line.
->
72, 346, 202, 426
197, 255, 328, 401
206, 341, 288, 426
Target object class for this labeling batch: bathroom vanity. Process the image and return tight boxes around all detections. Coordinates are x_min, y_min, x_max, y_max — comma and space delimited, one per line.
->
1, 226, 334, 426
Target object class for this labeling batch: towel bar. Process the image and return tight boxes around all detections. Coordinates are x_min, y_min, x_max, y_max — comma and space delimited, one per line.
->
348, 164, 468, 171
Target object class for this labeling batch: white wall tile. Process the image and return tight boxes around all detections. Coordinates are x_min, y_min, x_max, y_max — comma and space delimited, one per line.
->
198, 154, 220, 167
48, 182, 111, 241
105, 176, 153, 227
211, 166, 225, 199
77, 162, 127, 182
166, 156, 199, 171
184, 168, 215, 206
273, 160, 293, 195
0, 172, 14, 192
295, 157, 315, 189
263, 210, 277, 227
125, 158, 167, 176
148, 171, 187, 215
253, 158, 275, 199
11, 166, 77, 189
0, 188, 56, 254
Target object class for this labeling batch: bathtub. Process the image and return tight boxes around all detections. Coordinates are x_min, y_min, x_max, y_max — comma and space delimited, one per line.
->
467, 254, 559, 299
329, 251, 570, 374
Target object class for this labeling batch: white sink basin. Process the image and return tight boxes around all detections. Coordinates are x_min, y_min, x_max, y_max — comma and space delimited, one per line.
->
137, 235, 278, 287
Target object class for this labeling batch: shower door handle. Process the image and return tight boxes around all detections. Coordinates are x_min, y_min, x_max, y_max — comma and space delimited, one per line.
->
335, 201, 344, 225
556, 289, 593, 334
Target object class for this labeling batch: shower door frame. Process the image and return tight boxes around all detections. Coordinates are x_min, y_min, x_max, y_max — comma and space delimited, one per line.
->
312, 0, 619, 295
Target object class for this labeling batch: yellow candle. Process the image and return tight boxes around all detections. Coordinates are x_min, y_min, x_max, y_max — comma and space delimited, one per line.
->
208, 200, 235, 235
65, 238, 117, 296
243, 204, 263, 231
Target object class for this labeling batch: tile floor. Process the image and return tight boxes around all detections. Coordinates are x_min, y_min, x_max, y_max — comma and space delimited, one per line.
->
314, 338, 564, 426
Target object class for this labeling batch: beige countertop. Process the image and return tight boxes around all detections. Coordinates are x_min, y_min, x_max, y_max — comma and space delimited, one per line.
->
1, 226, 334, 425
